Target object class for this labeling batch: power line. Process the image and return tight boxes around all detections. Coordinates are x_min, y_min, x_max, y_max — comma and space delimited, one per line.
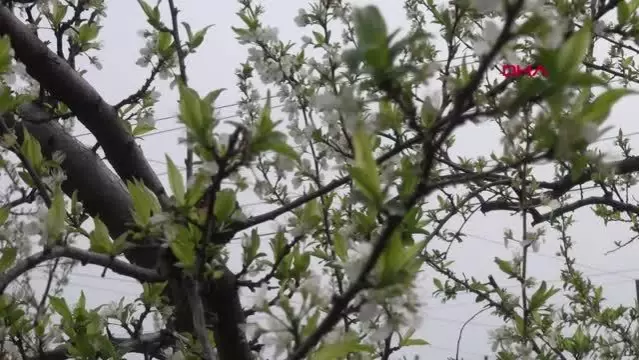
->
30, 229, 638, 294
73, 97, 270, 138
73, 54, 479, 141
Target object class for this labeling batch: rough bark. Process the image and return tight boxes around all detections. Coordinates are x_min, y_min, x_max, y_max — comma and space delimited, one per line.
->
0, 6, 252, 360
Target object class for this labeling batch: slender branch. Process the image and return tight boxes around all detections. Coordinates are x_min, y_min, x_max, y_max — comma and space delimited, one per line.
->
237, 135, 424, 232
533, 196, 639, 225
166, 0, 193, 180
287, 189, 425, 360
114, 57, 167, 110
455, 306, 490, 360
0, 245, 165, 293
538, 156, 639, 198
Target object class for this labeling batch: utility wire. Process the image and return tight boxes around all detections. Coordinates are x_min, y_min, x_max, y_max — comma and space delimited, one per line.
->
72, 54, 479, 140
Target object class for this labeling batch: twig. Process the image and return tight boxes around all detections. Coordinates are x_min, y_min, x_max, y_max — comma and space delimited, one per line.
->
166, 0, 193, 180
455, 306, 490, 360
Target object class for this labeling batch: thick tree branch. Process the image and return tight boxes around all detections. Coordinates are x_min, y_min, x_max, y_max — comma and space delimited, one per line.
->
1, 105, 250, 359
0, 5, 167, 203
0, 7, 253, 359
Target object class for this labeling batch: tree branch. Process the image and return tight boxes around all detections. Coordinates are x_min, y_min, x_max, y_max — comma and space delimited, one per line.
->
183, 277, 217, 360
0, 245, 164, 293
1, 105, 250, 360
538, 156, 639, 198
0, 7, 253, 359
33, 331, 173, 360
532, 196, 639, 225
0, 5, 167, 203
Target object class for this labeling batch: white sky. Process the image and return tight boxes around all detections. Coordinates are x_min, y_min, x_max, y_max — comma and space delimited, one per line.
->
22, 0, 639, 359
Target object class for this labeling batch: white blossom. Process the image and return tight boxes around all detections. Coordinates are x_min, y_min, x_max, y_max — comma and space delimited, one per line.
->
370, 322, 393, 342
581, 122, 601, 143
200, 161, 219, 176
359, 301, 380, 322
342, 241, 373, 282
254, 283, 270, 309
139, 112, 155, 127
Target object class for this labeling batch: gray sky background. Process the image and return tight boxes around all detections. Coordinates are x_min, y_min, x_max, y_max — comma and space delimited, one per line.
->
23, 1, 639, 359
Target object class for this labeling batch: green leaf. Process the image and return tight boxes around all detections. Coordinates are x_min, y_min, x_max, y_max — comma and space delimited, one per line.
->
203, 88, 226, 106
617, 0, 630, 24
141, 282, 167, 306
378, 100, 402, 130
178, 84, 203, 129
529, 281, 560, 312
20, 130, 43, 170
352, 6, 389, 70
77, 23, 100, 45
0, 36, 12, 74
189, 25, 214, 49
580, 88, 635, 125
137, 0, 154, 19
494, 257, 515, 277
266, 137, 300, 161
0, 247, 17, 272
0, 207, 9, 226
46, 188, 66, 241
126, 180, 161, 226
557, 21, 591, 74
156, 31, 173, 54
169, 237, 195, 268
380, 230, 404, 284
89, 218, 113, 255
182, 22, 193, 40
333, 232, 348, 261
51, 2, 68, 27
401, 338, 429, 347
49, 296, 73, 320
165, 155, 185, 205
214, 189, 236, 222
433, 278, 443, 291
77, 291, 86, 310
398, 240, 426, 270
132, 123, 155, 137
301, 198, 322, 229
350, 129, 382, 206
312, 333, 374, 360
242, 229, 261, 263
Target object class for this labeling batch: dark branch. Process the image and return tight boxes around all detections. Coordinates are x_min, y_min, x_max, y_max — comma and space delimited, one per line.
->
0, 8, 252, 360
533, 196, 639, 225
33, 331, 173, 360
0, 245, 164, 293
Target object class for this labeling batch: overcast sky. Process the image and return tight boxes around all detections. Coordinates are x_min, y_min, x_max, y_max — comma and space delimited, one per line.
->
24, 0, 639, 359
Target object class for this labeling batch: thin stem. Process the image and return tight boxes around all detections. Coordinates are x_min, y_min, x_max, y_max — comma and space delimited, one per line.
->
167, 0, 193, 180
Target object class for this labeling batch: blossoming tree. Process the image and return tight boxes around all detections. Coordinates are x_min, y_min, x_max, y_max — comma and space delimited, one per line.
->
0, 0, 638, 359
